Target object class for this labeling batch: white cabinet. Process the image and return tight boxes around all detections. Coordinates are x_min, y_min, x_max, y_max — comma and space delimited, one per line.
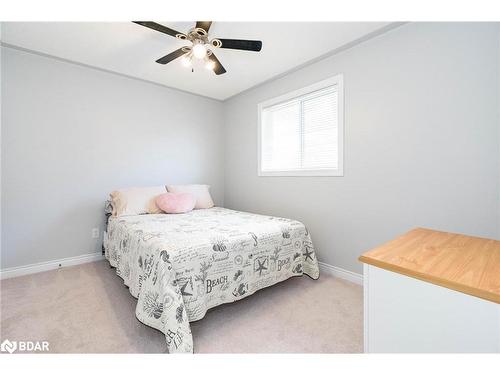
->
363, 265, 500, 353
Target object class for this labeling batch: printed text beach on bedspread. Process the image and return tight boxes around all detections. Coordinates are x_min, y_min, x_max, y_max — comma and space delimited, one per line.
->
104, 207, 320, 353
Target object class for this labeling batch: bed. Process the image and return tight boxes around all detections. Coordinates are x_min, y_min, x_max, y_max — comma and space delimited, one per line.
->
104, 206, 320, 353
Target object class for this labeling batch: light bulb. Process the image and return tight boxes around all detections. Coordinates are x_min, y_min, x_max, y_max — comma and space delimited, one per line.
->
192, 43, 207, 59
181, 55, 192, 67
205, 59, 215, 71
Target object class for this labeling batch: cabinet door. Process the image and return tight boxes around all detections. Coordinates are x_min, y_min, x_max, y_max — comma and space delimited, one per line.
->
364, 265, 500, 353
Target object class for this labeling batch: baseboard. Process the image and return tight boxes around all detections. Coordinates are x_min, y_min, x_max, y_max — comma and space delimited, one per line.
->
0, 254, 360, 284
319, 261, 364, 285
0, 252, 104, 280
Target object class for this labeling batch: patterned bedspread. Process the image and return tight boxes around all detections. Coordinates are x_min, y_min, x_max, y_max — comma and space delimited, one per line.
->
104, 207, 320, 353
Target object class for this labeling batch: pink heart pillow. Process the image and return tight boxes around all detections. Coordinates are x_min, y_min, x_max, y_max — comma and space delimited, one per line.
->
155, 192, 196, 214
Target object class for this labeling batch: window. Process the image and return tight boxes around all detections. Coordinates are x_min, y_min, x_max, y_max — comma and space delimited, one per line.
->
258, 75, 343, 176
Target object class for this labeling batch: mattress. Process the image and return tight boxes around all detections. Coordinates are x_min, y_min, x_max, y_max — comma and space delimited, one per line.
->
104, 207, 320, 353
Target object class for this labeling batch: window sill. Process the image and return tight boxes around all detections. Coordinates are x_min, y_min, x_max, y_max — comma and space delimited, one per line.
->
258, 169, 343, 177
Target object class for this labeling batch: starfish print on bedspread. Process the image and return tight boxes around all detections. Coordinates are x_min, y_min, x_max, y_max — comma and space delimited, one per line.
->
256, 258, 268, 276
303, 246, 314, 262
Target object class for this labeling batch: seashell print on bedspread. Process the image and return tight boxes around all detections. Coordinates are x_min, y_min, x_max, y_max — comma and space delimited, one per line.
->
104, 207, 320, 353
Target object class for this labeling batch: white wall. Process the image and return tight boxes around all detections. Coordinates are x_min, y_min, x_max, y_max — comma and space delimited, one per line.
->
224, 23, 500, 274
1, 46, 224, 269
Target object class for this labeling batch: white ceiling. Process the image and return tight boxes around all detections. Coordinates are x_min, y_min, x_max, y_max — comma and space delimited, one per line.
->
2, 22, 391, 100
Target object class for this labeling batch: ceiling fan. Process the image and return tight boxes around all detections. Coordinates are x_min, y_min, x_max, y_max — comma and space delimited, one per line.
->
133, 21, 263, 75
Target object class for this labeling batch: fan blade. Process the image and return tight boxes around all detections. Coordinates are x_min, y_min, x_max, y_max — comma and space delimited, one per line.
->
156, 48, 188, 65
209, 53, 227, 75
195, 21, 212, 32
133, 21, 186, 38
218, 39, 262, 52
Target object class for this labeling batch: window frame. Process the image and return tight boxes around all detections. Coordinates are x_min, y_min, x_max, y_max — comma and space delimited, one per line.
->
257, 74, 344, 177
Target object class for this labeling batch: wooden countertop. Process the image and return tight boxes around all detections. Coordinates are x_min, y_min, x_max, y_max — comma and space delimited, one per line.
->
359, 228, 500, 304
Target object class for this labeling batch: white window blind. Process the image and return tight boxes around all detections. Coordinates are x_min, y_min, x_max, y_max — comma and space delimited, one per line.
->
258, 75, 343, 176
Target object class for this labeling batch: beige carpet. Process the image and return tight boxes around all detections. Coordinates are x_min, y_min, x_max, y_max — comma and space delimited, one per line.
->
0, 260, 363, 353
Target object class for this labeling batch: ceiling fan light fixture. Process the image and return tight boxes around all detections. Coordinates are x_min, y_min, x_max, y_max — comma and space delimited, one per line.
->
205, 59, 216, 71
181, 55, 192, 67
133, 21, 263, 75
192, 42, 207, 59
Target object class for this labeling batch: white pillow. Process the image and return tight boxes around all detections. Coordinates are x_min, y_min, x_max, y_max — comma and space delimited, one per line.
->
110, 186, 166, 216
166, 184, 214, 209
